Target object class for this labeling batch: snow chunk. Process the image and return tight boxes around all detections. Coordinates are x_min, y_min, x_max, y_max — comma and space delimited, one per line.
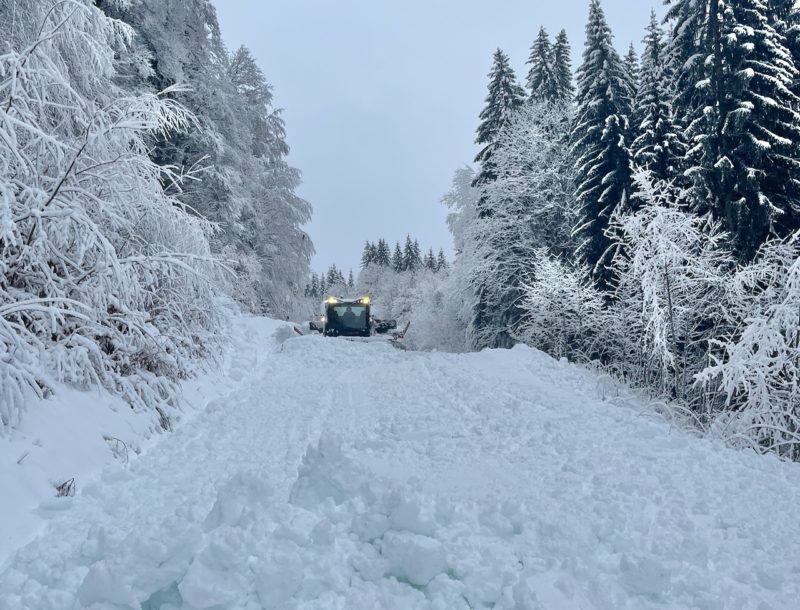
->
77, 562, 137, 607
381, 531, 447, 587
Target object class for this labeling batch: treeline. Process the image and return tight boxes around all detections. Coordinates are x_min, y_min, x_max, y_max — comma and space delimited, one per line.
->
445, 0, 800, 459
0, 0, 311, 430
361, 237, 448, 274
305, 266, 355, 299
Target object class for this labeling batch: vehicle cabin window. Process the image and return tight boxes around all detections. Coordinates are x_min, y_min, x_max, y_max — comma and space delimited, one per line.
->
331, 305, 367, 328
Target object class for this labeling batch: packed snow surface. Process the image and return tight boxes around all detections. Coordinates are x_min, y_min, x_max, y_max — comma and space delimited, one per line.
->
2, 316, 800, 609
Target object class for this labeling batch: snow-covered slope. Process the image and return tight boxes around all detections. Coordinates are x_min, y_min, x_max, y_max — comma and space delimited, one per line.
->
2, 316, 800, 609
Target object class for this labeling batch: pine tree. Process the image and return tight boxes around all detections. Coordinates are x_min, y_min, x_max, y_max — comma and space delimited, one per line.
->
630, 10, 682, 182
473, 49, 526, 193
675, 0, 800, 260
310, 274, 320, 298
437, 248, 449, 272
392, 242, 405, 272
572, 0, 633, 290
527, 27, 557, 102
348, 269, 355, 290
553, 30, 575, 102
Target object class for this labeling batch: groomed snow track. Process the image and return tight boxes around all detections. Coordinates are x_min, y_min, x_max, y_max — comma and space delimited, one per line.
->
2, 317, 800, 609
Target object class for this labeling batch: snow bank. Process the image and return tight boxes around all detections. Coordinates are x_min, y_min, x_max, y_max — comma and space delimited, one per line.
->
0, 316, 288, 565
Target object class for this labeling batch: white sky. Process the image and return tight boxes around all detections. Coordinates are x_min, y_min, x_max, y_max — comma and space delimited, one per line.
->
212, 0, 665, 274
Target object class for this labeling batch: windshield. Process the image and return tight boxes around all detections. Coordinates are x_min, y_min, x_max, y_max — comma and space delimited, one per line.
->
328, 304, 368, 330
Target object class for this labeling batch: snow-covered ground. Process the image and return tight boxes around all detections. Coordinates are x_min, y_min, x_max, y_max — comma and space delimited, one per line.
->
2, 316, 800, 609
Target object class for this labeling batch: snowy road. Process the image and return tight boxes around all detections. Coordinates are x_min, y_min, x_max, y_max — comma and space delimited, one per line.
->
2, 317, 800, 609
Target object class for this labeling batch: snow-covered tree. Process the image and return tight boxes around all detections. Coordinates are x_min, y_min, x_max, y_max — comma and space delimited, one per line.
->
403, 236, 422, 272
473, 49, 526, 191
526, 27, 557, 101
392, 242, 404, 272
98, 0, 313, 314
672, 0, 800, 261
470, 49, 527, 345
0, 0, 222, 429
423, 248, 437, 271
361, 241, 376, 268
375, 239, 391, 267
470, 101, 577, 349
444, 167, 480, 256
622, 43, 640, 113
609, 172, 732, 401
572, 0, 633, 290
436, 249, 449, 272
552, 30, 575, 102
631, 11, 682, 183
489, 101, 578, 258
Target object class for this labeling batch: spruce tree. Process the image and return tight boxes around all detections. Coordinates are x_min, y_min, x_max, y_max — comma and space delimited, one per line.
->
424, 248, 437, 271
527, 27, 557, 102
622, 43, 640, 114
470, 49, 525, 345
553, 30, 575, 102
413, 239, 423, 268
572, 0, 633, 290
768, 1, 800, 94
403, 236, 423, 272
360, 241, 375, 268
326, 265, 338, 288
473, 49, 526, 193
675, 0, 800, 260
392, 242, 405, 272
375, 239, 391, 266
631, 10, 682, 182
347, 270, 355, 290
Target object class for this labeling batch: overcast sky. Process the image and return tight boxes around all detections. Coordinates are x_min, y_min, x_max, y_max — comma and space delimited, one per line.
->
212, 0, 664, 275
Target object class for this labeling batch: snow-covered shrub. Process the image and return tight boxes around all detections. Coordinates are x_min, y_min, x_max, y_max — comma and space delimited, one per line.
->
0, 1, 222, 431
405, 270, 471, 353
517, 250, 605, 361
700, 239, 800, 459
